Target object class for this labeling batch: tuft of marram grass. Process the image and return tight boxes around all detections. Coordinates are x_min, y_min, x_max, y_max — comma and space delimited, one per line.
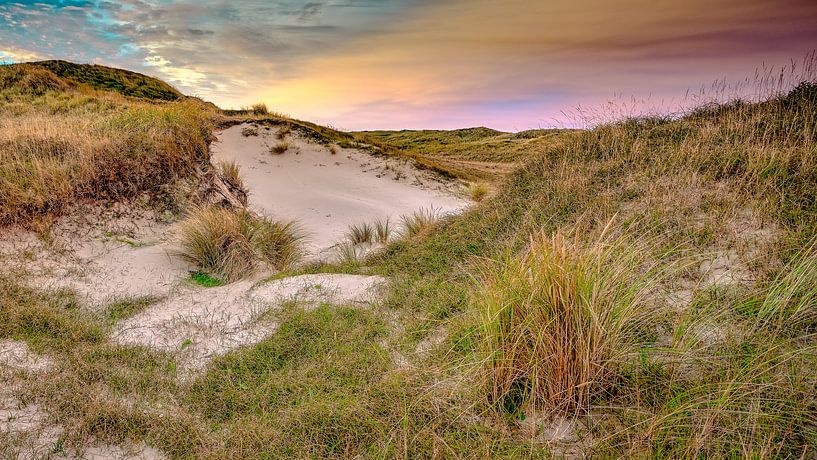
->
216, 160, 244, 192
270, 142, 289, 154
277, 124, 291, 140
176, 207, 303, 282
335, 240, 363, 265
374, 218, 392, 244
469, 182, 489, 202
346, 222, 374, 244
473, 224, 668, 417
400, 207, 441, 238
250, 103, 269, 115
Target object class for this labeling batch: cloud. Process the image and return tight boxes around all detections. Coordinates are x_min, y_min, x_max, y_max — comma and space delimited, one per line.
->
1, 0, 815, 129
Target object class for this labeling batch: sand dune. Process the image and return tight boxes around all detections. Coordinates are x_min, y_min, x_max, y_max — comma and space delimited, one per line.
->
210, 123, 468, 254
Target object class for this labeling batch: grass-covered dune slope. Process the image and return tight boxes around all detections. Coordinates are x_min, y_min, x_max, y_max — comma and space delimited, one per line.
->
1, 58, 817, 458
0, 62, 216, 226
30, 60, 183, 101
359, 127, 570, 181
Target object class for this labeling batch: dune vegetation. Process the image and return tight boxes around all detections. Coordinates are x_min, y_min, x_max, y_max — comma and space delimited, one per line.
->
0, 62, 215, 226
1, 57, 816, 458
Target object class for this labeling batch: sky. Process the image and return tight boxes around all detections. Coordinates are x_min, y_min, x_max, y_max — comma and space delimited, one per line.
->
1, 0, 816, 131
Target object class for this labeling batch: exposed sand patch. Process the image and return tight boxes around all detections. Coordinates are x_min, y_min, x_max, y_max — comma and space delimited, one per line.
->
114, 273, 385, 372
211, 123, 469, 254
0, 340, 55, 373
0, 205, 190, 311
1, 340, 61, 460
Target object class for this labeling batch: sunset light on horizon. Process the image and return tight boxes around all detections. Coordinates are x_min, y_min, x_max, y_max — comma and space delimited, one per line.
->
2, 0, 816, 130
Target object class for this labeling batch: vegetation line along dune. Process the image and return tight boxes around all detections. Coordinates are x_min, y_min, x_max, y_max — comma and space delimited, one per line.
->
1, 56, 817, 458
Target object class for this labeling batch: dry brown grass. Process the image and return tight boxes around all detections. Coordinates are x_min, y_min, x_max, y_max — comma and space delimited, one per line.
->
176, 206, 304, 281
0, 67, 215, 225
474, 224, 668, 416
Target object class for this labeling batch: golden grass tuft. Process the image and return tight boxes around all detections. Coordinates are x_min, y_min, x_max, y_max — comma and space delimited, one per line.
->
216, 160, 244, 193
400, 207, 441, 238
270, 142, 289, 154
469, 182, 489, 202
250, 103, 269, 115
473, 224, 667, 416
176, 207, 303, 281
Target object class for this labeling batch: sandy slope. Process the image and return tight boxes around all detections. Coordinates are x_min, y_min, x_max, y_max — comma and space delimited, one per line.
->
211, 123, 468, 253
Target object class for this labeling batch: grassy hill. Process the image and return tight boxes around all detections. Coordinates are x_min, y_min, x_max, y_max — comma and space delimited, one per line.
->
359, 127, 572, 181
0, 62, 213, 225
29, 60, 183, 101
1, 60, 816, 458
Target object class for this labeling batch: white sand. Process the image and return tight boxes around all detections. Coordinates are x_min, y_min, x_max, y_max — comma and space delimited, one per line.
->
211, 123, 468, 253
113, 273, 385, 372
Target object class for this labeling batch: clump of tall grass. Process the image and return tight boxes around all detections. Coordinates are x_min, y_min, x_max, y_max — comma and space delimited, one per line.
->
176, 207, 303, 281
346, 222, 374, 244
335, 241, 363, 265
270, 142, 289, 154
400, 207, 441, 238
469, 182, 489, 202
277, 124, 291, 140
473, 224, 667, 416
250, 103, 269, 115
374, 218, 392, 243
216, 160, 244, 193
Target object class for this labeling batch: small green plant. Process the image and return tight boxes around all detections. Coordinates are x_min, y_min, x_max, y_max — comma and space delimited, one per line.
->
191, 271, 224, 287
270, 142, 289, 154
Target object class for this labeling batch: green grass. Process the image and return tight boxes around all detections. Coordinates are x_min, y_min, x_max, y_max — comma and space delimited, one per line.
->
190, 272, 224, 287
106, 296, 160, 324
358, 127, 571, 181
28, 60, 182, 101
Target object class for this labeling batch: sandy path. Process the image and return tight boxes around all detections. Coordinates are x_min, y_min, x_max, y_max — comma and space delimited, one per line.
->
211, 123, 468, 253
